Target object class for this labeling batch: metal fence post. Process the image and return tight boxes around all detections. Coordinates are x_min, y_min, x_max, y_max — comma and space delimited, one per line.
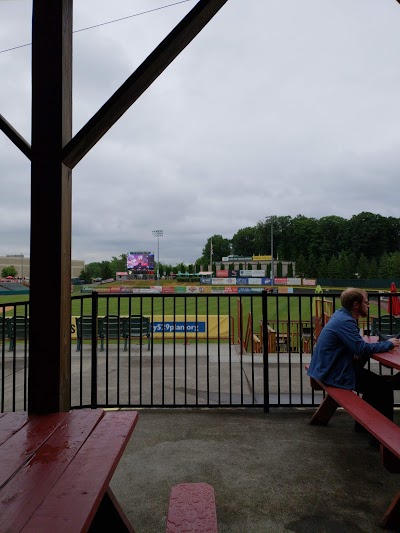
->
91, 291, 98, 408
262, 290, 270, 413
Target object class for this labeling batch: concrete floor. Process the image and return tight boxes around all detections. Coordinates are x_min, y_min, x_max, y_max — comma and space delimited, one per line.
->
111, 407, 400, 533
2, 344, 400, 531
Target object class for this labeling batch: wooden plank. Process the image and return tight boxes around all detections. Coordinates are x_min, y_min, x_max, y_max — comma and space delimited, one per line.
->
62, 0, 229, 169
0, 412, 29, 446
381, 492, 400, 530
309, 378, 400, 462
372, 351, 400, 371
309, 394, 340, 425
0, 114, 31, 160
88, 487, 135, 533
0, 412, 69, 489
381, 447, 400, 474
0, 409, 103, 531
22, 411, 138, 532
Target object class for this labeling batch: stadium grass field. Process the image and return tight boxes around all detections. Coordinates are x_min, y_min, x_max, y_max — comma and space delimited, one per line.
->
0, 283, 380, 329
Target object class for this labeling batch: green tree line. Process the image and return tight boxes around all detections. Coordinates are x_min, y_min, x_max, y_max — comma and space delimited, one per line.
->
195, 212, 400, 279
80, 212, 400, 281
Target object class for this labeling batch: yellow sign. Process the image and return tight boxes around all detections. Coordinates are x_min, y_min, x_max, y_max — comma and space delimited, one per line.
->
252, 255, 272, 261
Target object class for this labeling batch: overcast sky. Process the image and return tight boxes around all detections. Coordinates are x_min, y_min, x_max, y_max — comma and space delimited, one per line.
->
1, 0, 400, 267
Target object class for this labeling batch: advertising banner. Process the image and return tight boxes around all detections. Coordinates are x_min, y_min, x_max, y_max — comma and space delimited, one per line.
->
303, 279, 317, 286
248, 278, 262, 285
152, 315, 229, 339
236, 278, 249, 285
287, 278, 302, 286
162, 286, 175, 293
222, 256, 252, 261
216, 270, 228, 277
224, 287, 238, 293
200, 277, 212, 285
239, 270, 265, 277
252, 255, 271, 261
262, 278, 272, 285
198, 286, 212, 293
174, 286, 187, 293
274, 278, 288, 285
211, 278, 236, 285
185, 286, 199, 293
71, 315, 230, 340
238, 287, 252, 294
142, 287, 160, 293
229, 270, 238, 277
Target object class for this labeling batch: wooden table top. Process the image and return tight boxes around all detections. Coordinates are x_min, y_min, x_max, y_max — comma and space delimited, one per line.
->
364, 335, 400, 370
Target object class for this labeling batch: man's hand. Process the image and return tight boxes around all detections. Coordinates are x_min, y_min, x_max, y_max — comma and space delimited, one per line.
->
389, 338, 400, 348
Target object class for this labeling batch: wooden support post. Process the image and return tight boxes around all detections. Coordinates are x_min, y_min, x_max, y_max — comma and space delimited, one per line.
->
29, 1, 73, 413
309, 395, 339, 426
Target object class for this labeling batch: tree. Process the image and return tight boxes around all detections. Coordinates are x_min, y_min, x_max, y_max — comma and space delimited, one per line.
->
99, 261, 114, 280
295, 255, 307, 278
110, 254, 127, 274
379, 253, 391, 278
176, 263, 186, 273
81, 262, 101, 281
79, 268, 92, 283
200, 235, 231, 263
314, 216, 347, 259
231, 227, 255, 257
368, 257, 379, 278
306, 253, 318, 278
346, 212, 389, 259
388, 252, 400, 279
1, 266, 17, 278
327, 256, 341, 278
357, 254, 369, 279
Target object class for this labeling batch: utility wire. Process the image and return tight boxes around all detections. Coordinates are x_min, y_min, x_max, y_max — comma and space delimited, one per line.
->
0, 0, 194, 55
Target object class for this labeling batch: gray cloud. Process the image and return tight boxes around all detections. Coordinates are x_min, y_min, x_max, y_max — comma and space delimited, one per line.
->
2, 0, 400, 266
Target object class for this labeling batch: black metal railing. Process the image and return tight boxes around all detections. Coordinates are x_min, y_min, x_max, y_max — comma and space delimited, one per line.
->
1, 290, 400, 412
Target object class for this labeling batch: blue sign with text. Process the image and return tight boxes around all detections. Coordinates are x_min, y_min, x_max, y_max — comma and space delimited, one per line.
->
152, 321, 206, 333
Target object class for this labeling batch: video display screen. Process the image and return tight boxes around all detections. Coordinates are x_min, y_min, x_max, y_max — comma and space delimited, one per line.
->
127, 252, 155, 271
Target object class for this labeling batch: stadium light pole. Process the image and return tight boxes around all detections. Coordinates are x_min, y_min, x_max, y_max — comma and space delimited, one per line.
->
152, 229, 163, 280
270, 217, 275, 286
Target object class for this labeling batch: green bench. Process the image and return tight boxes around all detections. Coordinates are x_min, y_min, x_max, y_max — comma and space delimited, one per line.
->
8, 316, 29, 352
76, 315, 151, 352
122, 315, 151, 351
76, 316, 99, 351
371, 315, 400, 339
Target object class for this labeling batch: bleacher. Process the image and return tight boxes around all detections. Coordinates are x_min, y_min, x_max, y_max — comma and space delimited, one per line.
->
0, 282, 27, 291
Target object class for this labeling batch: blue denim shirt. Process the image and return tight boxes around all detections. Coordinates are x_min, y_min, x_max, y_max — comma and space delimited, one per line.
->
307, 307, 394, 390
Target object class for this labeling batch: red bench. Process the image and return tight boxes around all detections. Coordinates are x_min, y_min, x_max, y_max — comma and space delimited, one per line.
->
166, 482, 218, 533
305, 365, 400, 529
0, 409, 138, 532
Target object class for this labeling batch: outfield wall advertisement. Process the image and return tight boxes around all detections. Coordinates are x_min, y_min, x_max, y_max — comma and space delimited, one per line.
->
70, 315, 230, 340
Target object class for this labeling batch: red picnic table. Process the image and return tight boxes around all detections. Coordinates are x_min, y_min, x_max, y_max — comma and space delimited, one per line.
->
0, 408, 138, 532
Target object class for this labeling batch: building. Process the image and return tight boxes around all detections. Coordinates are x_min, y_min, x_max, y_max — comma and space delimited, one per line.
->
210, 255, 295, 277
0, 255, 85, 279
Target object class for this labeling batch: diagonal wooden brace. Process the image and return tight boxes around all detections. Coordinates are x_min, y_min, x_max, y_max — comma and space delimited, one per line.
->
381, 491, 400, 530
310, 394, 339, 426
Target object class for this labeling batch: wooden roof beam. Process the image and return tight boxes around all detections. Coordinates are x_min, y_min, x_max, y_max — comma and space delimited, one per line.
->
0, 114, 31, 160
62, 0, 229, 169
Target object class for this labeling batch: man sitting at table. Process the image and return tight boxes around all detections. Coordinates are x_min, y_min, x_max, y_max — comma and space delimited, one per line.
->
307, 288, 400, 445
